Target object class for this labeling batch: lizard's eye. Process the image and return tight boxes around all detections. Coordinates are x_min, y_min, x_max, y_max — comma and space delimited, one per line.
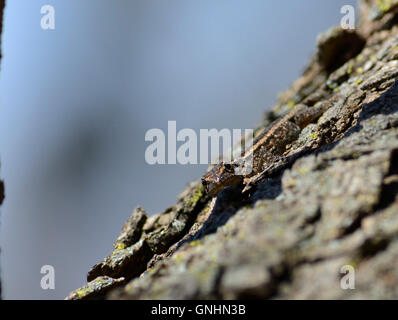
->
224, 163, 234, 171
201, 178, 207, 186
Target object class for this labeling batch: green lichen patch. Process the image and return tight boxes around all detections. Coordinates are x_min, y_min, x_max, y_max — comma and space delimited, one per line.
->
66, 276, 125, 300
370, 0, 398, 20
87, 239, 153, 282
185, 185, 205, 210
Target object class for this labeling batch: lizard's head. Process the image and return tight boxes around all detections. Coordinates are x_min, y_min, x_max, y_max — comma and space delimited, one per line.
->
201, 162, 243, 197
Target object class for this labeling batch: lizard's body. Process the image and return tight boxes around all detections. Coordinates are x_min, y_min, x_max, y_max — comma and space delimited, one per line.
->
201, 104, 328, 197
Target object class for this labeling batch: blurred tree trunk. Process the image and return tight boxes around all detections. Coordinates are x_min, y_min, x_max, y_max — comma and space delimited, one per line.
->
0, 0, 6, 300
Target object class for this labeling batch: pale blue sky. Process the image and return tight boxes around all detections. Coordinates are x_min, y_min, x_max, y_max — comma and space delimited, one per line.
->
0, 0, 356, 299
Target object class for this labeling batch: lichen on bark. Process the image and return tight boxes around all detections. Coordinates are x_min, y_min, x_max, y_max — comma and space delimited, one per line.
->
68, 0, 398, 300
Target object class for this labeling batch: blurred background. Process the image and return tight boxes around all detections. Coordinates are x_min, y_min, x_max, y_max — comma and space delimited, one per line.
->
0, 0, 356, 299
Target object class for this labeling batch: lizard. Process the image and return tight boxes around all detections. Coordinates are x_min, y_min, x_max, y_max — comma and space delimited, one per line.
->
201, 103, 329, 197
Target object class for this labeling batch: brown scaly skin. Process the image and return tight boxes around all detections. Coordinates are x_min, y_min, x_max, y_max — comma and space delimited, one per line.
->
201, 103, 329, 197
201, 162, 243, 197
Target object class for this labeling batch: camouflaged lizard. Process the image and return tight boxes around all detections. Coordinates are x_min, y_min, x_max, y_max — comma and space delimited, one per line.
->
201, 103, 329, 197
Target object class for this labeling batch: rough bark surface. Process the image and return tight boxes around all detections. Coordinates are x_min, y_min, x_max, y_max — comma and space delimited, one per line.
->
68, 0, 398, 300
